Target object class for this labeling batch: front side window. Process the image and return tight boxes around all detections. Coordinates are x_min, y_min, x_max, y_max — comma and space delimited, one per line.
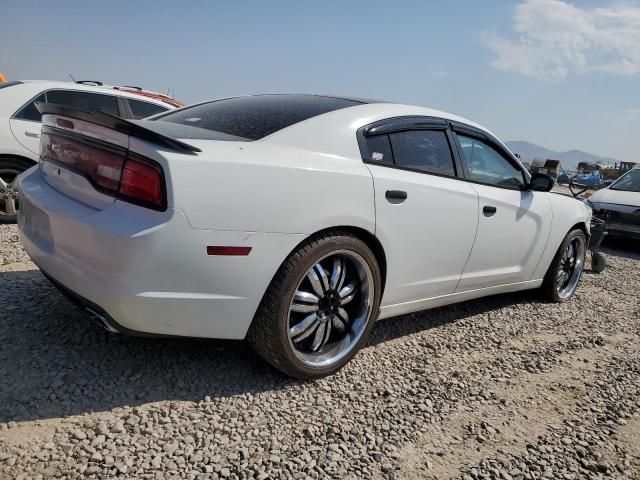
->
389, 130, 455, 176
457, 135, 525, 189
13, 93, 46, 122
46, 90, 120, 116
128, 98, 169, 119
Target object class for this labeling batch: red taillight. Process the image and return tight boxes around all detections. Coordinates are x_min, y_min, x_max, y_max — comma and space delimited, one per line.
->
41, 130, 166, 211
119, 159, 163, 209
41, 132, 124, 191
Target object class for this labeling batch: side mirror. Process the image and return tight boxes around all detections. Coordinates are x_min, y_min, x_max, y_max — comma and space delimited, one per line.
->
529, 173, 554, 192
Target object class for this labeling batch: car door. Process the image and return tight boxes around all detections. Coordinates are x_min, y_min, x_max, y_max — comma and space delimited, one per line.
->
10, 90, 123, 155
360, 117, 479, 306
452, 127, 552, 291
9, 93, 46, 155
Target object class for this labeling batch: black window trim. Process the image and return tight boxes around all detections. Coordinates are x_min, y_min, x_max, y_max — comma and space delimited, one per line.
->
122, 97, 170, 120
11, 88, 129, 123
357, 115, 531, 192
358, 115, 463, 180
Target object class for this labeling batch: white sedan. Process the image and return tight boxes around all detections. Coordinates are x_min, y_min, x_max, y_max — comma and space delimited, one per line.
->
18, 95, 591, 378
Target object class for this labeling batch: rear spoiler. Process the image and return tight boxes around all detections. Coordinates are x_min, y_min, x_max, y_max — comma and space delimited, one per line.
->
36, 103, 201, 153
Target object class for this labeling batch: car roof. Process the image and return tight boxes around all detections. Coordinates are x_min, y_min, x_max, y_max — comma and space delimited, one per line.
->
16, 80, 177, 108
260, 97, 501, 157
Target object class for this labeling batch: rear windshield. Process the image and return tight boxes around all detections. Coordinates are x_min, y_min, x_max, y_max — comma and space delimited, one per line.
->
153, 95, 364, 140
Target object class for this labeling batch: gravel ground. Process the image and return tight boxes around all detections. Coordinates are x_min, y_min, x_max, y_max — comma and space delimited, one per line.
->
1, 223, 639, 480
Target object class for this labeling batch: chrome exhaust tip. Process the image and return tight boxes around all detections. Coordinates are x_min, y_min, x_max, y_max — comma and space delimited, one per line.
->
86, 307, 120, 334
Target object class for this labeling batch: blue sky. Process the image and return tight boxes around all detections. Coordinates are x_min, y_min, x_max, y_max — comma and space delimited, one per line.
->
1, 0, 639, 162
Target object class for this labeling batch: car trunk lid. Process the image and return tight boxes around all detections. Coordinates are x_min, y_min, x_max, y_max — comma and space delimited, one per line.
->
37, 104, 200, 211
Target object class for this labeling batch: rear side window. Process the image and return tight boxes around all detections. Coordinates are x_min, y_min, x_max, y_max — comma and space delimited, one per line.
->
46, 90, 120, 116
389, 130, 455, 176
14, 93, 46, 121
155, 95, 364, 140
364, 135, 393, 164
128, 98, 168, 119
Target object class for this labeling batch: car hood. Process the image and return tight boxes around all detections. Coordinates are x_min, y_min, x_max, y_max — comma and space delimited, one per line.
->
589, 188, 640, 207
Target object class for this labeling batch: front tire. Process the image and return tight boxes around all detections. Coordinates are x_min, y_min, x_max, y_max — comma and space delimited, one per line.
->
248, 231, 382, 379
0, 157, 33, 224
541, 229, 587, 302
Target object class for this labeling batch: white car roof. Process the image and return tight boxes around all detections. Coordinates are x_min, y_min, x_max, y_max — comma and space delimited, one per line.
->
20, 80, 175, 105
0, 80, 175, 117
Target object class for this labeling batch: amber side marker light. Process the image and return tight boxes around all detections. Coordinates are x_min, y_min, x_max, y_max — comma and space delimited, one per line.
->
207, 246, 252, 256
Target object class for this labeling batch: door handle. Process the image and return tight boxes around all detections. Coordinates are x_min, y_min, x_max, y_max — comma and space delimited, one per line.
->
483, 205, 497, 217
25, 131, 40, 138
385, 190, 407, 204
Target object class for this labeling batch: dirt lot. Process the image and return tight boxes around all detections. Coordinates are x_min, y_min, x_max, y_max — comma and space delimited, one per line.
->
1, 223, 639, 480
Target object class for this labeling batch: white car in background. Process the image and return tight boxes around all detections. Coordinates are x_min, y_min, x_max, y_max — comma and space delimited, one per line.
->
0, 80, 181, 222
18, 95, 591, 378
587, 167, 640, 239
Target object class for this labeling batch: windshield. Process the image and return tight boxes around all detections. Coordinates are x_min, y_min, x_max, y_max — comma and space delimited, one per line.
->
610, 168, 640, 192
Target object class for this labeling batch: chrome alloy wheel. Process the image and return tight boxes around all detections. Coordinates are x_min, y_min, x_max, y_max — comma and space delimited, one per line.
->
287, 250, 374, 368
0, 169, 21, 219
557, 236, 585, 300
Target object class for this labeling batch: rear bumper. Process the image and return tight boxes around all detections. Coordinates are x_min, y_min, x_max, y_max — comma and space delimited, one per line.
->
40, 268, 128, 335
18, 167, 305, 339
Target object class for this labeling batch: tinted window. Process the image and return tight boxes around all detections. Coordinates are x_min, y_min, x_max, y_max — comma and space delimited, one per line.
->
457, 135, 524, 188
155, 95, 364, 140
46, 90, 119, 116
389, 130, 455, 176
14, 93, 46, 121
128, 98, 168, 119
364, 134, 393, 164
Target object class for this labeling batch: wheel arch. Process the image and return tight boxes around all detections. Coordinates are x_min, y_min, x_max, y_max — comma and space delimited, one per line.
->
0, 154, 38, 167
570, 221, 589, 237
325, 225, 387, 294
249, 224, 388, 334
288, 225, 387, 295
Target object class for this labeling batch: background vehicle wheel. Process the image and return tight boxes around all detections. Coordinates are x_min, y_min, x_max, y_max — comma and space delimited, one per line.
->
541, 228, 587, 302
248, 230, 382, 379
0, 157, 32, 224
591, 251, 607, 274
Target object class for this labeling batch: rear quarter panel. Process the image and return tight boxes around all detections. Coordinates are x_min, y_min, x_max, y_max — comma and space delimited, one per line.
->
129, 137, 376, 235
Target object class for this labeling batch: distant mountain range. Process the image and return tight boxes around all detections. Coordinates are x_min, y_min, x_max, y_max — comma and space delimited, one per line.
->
505, 141, 620, 171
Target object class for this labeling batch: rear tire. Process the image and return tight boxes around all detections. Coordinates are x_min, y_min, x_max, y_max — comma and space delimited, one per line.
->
0, 157, 33, 224
541, 229, 587, 302
247, 230, 382, 379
